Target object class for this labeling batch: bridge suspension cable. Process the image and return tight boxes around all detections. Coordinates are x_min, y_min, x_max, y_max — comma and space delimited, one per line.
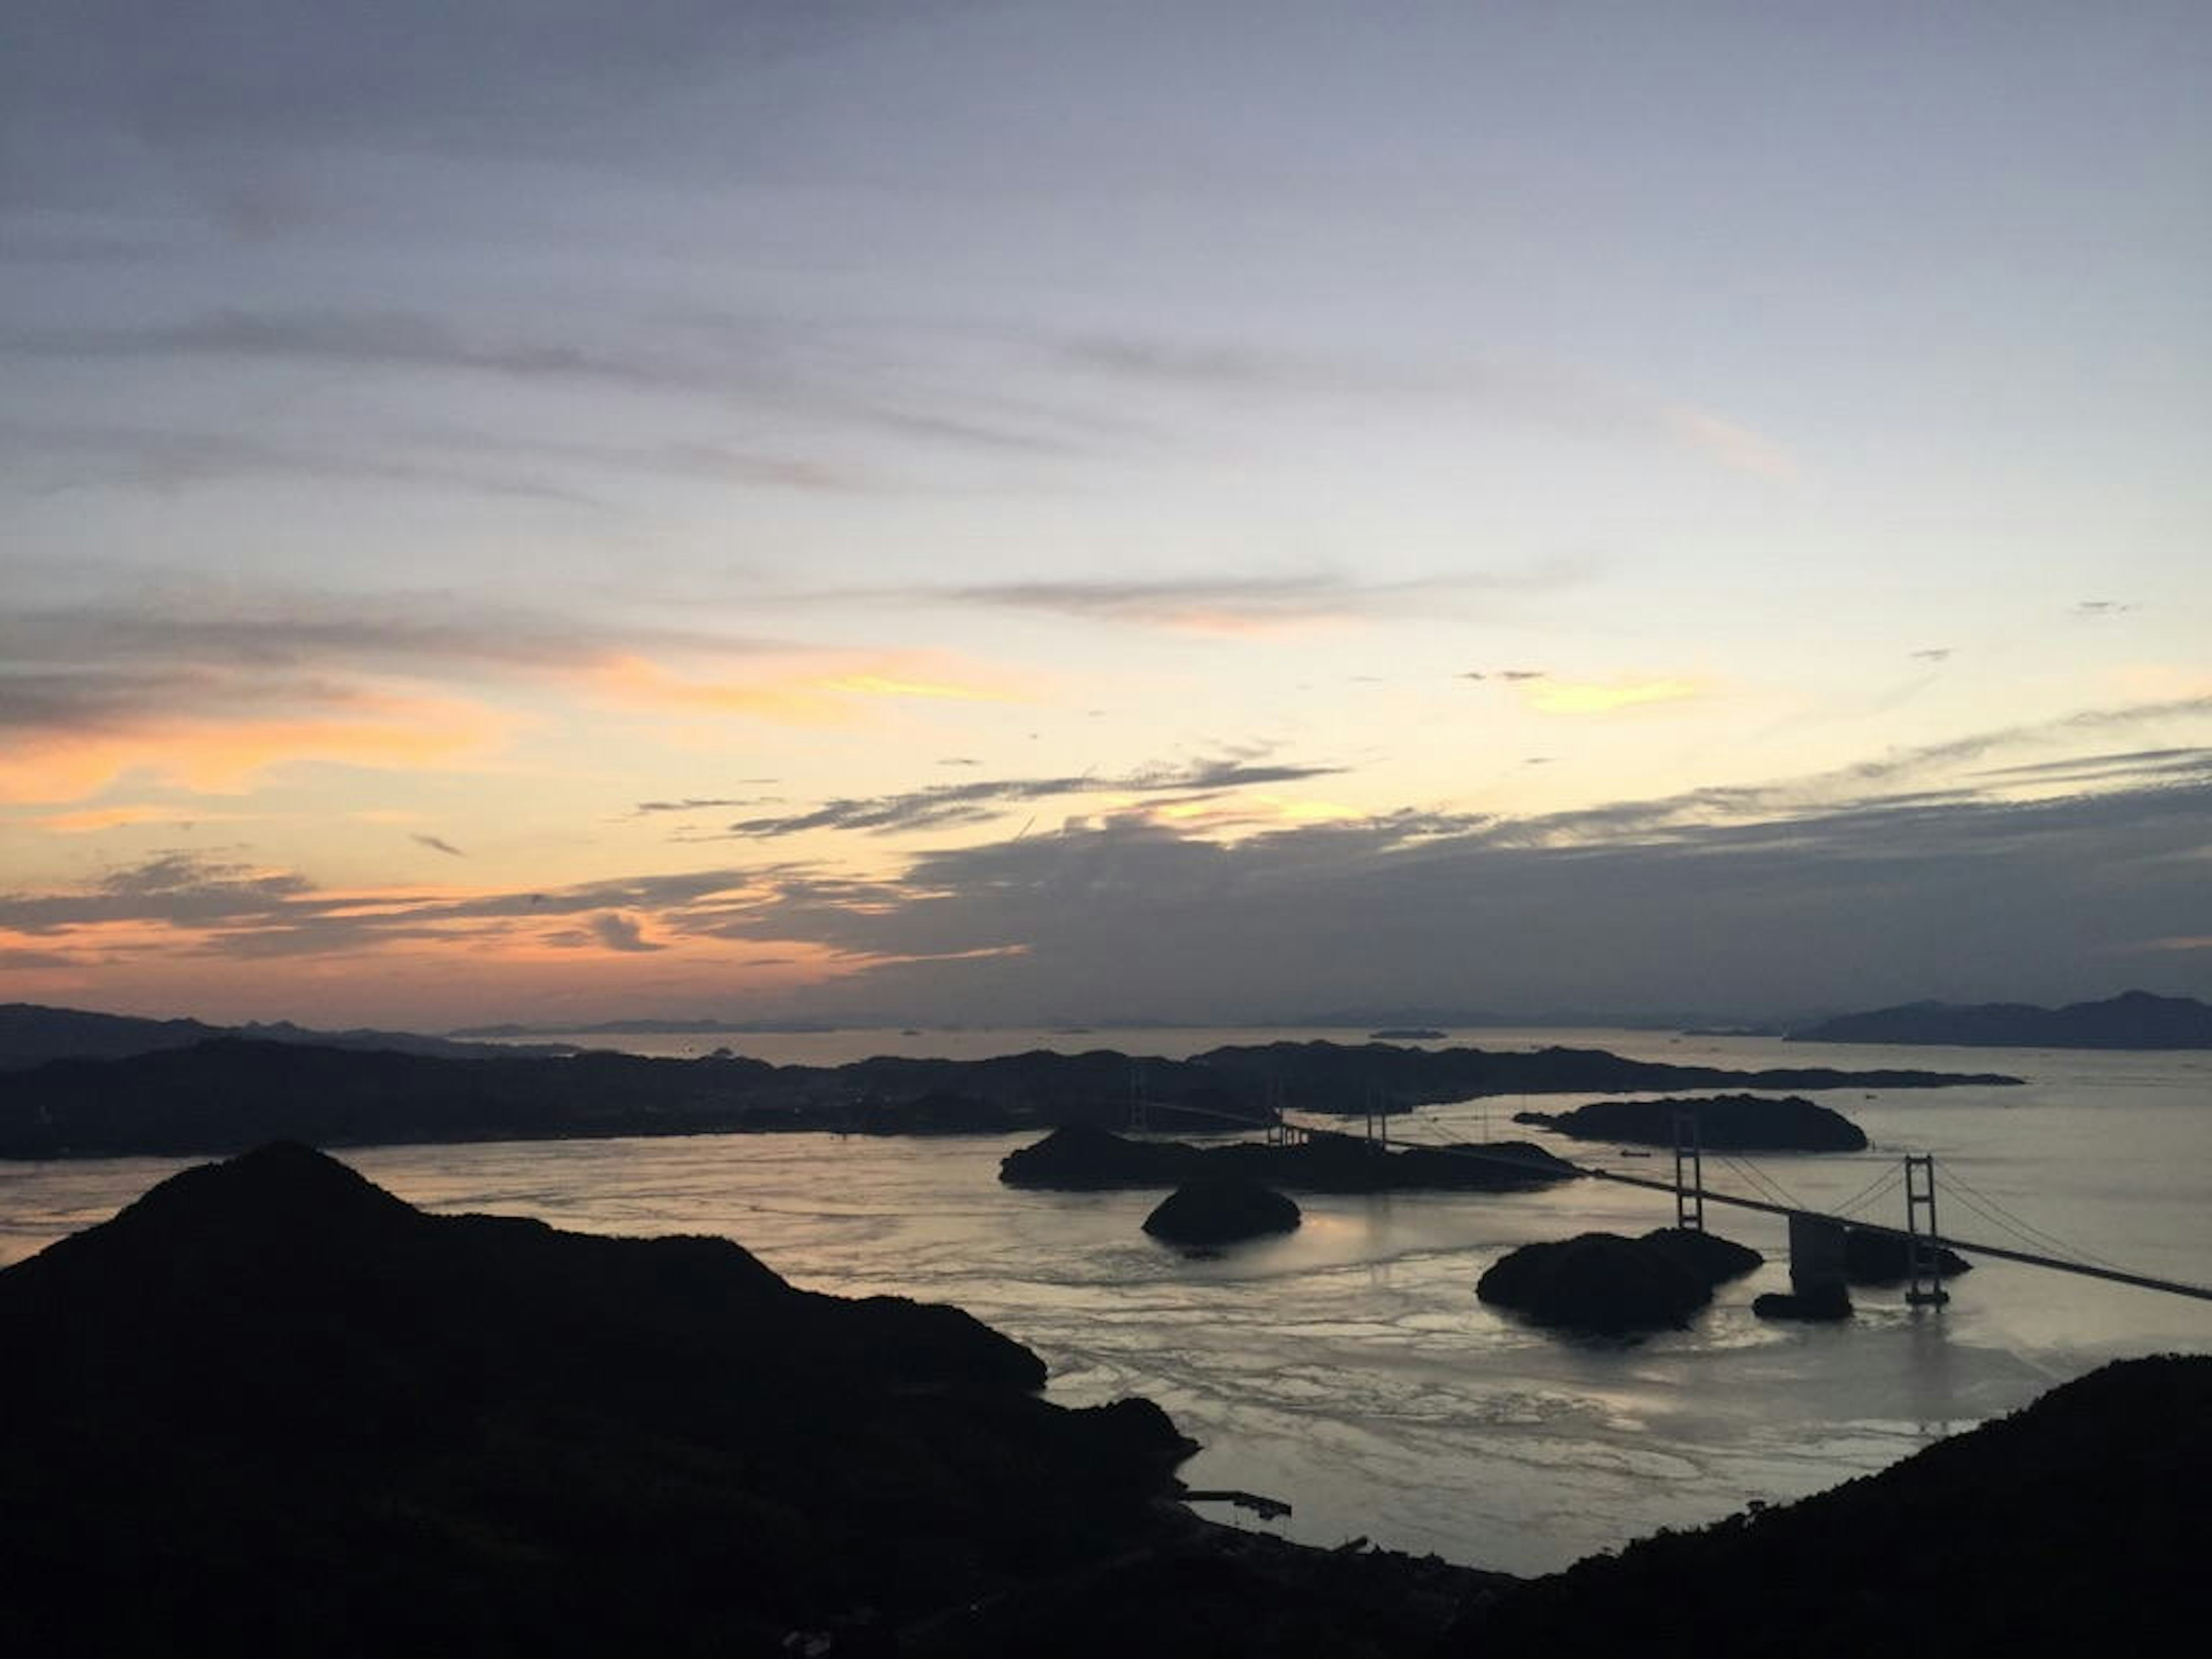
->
1832, 1162, 1906, 1218
1933, 1165, 2126, 1272
1713, 1150, 1804, 1212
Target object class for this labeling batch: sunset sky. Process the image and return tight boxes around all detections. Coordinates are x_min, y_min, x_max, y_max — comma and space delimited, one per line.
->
3, 2, 2207, 1029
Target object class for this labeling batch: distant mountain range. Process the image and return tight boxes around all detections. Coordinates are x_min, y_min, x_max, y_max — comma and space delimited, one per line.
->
0, 1003, 574, 1071
1791, 990, 2212, 1050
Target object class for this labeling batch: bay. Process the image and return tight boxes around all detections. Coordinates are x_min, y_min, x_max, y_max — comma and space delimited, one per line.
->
2, 1025, 2206, 1574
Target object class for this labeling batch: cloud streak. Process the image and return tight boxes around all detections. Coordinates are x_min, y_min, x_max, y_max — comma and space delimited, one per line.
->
1057, 332, 1800, 480
680, 757, 1351, 839
837, 559, 1595, 634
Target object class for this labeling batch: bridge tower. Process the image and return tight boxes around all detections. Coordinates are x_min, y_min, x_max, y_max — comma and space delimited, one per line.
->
1362, 1086, 1391, 1152
1672, 1108, 1705, 1232
1903, 1153, 1949, 1307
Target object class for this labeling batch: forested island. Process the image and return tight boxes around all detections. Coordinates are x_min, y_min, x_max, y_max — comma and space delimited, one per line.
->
1511, 1093, 1869, 1152
0, 1143, 2196, 1655
0, 1012, 2016, 1161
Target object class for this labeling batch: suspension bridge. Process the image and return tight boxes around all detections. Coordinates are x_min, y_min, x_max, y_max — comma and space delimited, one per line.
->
1124, 1083, 2212, 1307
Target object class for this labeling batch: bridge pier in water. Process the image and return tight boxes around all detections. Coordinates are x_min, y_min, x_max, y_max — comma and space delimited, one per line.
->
1786, 1213, 1850, 1304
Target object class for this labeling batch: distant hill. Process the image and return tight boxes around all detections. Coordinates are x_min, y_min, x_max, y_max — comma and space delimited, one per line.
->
1792, 989, 2212, 1050
0, 1002, 575, 1070
0, 1033, 2018, 1160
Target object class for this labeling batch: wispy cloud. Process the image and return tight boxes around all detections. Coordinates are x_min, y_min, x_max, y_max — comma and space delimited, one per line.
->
592, 653, 1023, 726
0, 586, 836, 801
858, 559, 1593, 635
411, 833, 466, 858
1057, 333, 1801, 481
680, 756, 1350, 839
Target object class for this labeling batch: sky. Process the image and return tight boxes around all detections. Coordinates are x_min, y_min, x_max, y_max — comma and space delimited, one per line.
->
2, 1, 2207, 1030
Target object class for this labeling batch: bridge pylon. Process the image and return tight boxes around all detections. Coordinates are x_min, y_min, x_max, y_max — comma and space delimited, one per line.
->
1672, 1108, 1705, 1232
1903, 1153, 1949, 1307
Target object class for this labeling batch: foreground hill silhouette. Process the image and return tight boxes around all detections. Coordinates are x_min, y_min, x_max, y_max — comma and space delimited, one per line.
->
1449, 1351, 2211, 1655
0, 1022, 2017, 1160
0, 1146, 2200, 1655
1792, 988, 2212, 1049
0, 1144, 1196, 1654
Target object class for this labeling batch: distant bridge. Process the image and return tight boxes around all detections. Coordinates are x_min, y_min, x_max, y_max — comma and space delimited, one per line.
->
1123, 1090, 2212, 1306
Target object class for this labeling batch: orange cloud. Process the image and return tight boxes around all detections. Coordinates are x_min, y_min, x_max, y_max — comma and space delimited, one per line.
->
26, 804, 264, 835
0, 695, 512, 806
592, 653, 1024, 724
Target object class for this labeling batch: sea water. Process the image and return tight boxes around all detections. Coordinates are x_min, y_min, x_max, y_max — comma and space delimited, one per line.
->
2, 1027, 2206, 1574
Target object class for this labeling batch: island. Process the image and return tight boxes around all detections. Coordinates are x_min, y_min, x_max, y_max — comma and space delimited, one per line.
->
1511, 1093, 1870, 1152
1143, 1177, 1302, 1248
0, 1010, 2021, 1162
1791, 988, 2212, 1050
1001, 1124, 1580, 1194
1476, 1228, 1763, 1336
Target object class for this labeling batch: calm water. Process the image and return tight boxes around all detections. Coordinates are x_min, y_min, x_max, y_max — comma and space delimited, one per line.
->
3, 1027, 2207, 1575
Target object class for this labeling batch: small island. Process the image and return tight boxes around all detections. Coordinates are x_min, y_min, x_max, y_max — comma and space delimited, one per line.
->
1476, 1228, 1763, 1337
1143, 1177, 1302, 1248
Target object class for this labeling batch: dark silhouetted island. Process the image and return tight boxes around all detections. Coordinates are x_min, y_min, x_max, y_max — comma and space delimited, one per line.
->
1000, 1123, 1580, 1194
1791, 988, 2212, 1050
1842, 1228, 1973, 1285
0, 1012, 2020, 1162
1143, 1177, 1302, 1248
1512, 1093, 1870, 1152
1476, 1228, 1763, 1336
